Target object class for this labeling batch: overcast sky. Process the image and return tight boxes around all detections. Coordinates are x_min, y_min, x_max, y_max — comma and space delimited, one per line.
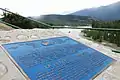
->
0, 0, 120, 16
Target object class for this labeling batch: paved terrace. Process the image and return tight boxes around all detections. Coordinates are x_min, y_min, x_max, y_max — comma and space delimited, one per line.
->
0, 29, 120, 80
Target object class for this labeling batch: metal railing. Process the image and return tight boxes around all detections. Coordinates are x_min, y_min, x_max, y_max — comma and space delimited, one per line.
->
0, 8, 120, 32
0, 8, 52, 28
0, 19, 21, 29
49, 27, 120, 31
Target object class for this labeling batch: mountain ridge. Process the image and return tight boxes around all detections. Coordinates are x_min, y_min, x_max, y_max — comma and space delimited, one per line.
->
70, 1, 120, 21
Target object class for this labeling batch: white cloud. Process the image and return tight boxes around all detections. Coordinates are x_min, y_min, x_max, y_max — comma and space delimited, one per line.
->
0, 0, 120, 16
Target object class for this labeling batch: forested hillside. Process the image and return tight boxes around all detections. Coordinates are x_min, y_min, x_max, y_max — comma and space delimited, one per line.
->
83, 20, 120, 46
32, 15, 92, 26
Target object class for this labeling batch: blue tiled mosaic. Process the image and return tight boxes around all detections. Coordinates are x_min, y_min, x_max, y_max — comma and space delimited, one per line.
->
3, 36, 114, 80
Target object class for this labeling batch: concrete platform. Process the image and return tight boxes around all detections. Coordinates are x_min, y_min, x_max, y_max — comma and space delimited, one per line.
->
0, 46, 26, 80
0, 29, 120, 80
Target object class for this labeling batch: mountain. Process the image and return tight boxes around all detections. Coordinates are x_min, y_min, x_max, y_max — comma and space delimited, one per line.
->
71, 1, 120, 21
32, 15, 92, 26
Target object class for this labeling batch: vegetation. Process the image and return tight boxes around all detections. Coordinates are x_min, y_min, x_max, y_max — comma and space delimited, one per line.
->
1, 12, 92, 28
92, 20, 120, 28
1, 10, 120, 47
33, 15, 92, 26
83, 20, 120, 47
1, 12, 50, 29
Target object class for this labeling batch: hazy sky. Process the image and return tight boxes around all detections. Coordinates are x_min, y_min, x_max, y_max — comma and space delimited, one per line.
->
0, 0, 120, 16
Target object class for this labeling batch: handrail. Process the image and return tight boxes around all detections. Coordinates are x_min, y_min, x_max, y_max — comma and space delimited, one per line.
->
0, 8, 120, 31
50, 27, 120, 31
0, 19, 21, 29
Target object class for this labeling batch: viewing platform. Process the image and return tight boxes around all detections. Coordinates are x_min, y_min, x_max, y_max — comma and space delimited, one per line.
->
0, 29, 120, 80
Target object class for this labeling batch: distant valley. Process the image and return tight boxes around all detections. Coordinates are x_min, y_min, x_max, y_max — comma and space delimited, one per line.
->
31, 1, 120, 26
32, 15, 92, 26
